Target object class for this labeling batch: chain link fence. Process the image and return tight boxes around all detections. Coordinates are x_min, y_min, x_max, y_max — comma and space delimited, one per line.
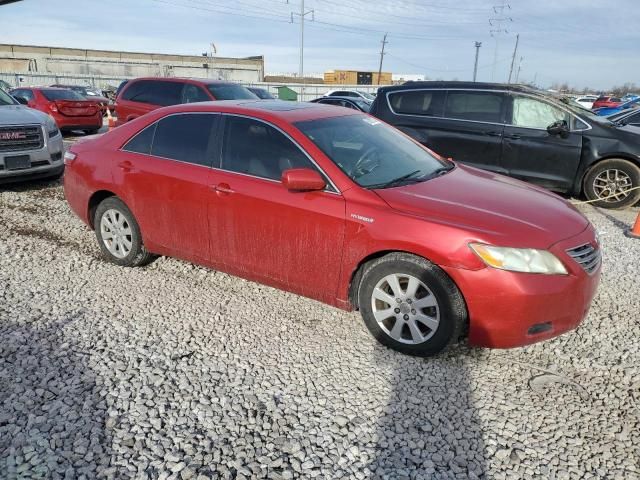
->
0, 72, 381, 102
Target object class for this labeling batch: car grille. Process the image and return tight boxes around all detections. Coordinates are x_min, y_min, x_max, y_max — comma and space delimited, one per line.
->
0, 125, 44, 153
566, 243, 601, 274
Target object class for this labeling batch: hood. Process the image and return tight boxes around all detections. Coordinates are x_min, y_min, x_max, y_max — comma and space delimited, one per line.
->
373, 164, 589, 249
0, 104, 49, 126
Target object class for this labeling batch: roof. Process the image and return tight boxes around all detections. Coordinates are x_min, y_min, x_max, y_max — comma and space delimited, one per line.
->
154, 100, 361, 123
126, 77, 243, 85
378, 81, 541, 95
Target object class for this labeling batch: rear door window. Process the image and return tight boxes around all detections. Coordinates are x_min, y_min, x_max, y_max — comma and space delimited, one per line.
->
221, 115, 314, 181
444, 91, 505, 123
388, 90, 445, 116
150, 113, 218, 166
122, 124, 157, 155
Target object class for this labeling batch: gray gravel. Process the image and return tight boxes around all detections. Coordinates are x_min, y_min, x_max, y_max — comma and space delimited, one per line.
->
1, 177, 639, 479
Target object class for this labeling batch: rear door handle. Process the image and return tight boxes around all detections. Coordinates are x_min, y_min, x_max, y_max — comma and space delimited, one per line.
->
484, 131, 502, 137
505, 134, 522, 140
212, 183, 235, 195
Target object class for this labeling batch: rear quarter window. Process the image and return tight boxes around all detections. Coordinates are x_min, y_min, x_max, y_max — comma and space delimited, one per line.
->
388, 90, 445, 116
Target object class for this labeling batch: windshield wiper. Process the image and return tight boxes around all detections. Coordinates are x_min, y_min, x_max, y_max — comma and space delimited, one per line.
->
367, 170, 422, 189
367, 165, 454, 189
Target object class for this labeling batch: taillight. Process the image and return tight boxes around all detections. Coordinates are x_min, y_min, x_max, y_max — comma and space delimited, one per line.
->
49, 102, 58, 113
64, 151, 77, 165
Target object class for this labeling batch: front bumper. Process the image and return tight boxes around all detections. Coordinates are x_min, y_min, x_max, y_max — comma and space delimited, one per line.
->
443, 225, 601, 349
0, 130, 65, 184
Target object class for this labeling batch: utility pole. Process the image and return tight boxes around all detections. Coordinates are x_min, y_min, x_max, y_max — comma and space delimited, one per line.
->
289, 0, 314, 95
489, 0, 513, 82
515, 56, 523, 83
507, 33, 519, 84
473, 41, 482, 82
377, 33, 388, 85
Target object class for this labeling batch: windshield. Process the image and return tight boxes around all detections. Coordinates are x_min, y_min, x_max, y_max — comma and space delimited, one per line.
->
0, 88, 17, 106
358, 91, 375, 101
295, 114, 450, 188
557, 96, 613, 125
207, 84, 257, 100
353, 99, 371, 111
41, 89, 86, 101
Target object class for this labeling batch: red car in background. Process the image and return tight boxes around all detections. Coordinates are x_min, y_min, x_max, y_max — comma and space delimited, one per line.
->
114, 77, 257, 126
10, 87, 103, 134
63, 100, 601, 357
591, 96, 622, 109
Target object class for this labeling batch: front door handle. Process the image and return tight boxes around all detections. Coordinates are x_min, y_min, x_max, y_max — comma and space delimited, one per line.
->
213, 183, 235, 195
484, 131, 502, 137
505, 134, 522, 140
117, 160, 134, 171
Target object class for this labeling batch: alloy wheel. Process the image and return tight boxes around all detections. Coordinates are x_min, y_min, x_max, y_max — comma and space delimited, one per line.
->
592, 169, 633, 202
370, 273, 440, 345
100, 208, 133, 259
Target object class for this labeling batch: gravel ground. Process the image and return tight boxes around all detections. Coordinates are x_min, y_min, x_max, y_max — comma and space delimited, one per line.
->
0, 175, 638, 480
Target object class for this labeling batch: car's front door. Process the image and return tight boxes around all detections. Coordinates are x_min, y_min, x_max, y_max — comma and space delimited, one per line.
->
115, 112, 219, 261
208, 114, 346, 301
500, 94, 583, 192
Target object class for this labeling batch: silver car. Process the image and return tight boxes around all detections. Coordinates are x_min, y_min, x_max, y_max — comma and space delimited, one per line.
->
0, 88, 64, 184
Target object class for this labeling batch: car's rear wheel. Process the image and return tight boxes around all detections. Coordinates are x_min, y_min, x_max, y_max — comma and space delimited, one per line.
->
584, 159, 640, 209
357, 253, 467, 357
94, 197, 154, 267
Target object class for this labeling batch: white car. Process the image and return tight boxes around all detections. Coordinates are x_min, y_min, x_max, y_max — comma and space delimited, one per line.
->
325, 89, 375, 103
574, 95, 598, 110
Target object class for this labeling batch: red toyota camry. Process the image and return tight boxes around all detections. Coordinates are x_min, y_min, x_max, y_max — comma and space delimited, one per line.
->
63, 100, 601, 356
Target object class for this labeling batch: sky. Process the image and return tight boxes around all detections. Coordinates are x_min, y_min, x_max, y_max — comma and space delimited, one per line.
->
1, 0, 638, 90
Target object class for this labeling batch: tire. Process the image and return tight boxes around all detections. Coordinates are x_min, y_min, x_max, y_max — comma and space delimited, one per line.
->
94, 197, 154, 267
357, 252, 467, 357
583, 159, 640, 209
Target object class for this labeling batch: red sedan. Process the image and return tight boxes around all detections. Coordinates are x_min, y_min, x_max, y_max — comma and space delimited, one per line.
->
63, 101, 601, 356
591, 96, 622, 110
10, 87, 103, 134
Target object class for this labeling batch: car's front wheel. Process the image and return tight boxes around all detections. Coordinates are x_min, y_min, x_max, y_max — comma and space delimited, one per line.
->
94, 197, 154, 267
357, 253, 467, 357
584, 159, 640, 209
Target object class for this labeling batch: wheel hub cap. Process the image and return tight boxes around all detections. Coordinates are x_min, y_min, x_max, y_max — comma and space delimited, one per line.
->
100, 208, 133, 259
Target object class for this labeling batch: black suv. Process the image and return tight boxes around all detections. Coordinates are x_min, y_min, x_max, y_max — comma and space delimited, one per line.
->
370, 81, 640, 209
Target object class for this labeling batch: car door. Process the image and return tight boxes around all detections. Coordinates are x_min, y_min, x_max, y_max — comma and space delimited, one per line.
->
208, 114, 346, 301
500, 94, 583, 191
115, 112, 219, 261
385, 89, 507, 173
435, 89, 507, 172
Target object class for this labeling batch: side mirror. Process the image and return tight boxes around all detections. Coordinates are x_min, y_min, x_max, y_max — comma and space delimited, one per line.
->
282, 168, 326, 192
547, 120, 570, 137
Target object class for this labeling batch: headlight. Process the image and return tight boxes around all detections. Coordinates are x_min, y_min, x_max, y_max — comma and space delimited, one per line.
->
469, 243, 568, 275
45, 115, 59, 138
